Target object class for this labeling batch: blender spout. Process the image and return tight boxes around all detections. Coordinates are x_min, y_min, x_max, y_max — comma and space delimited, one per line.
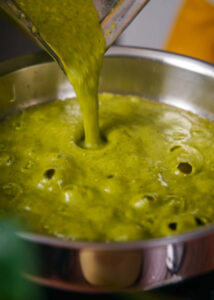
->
0, 0, 150, 59
93, 0, 150, 48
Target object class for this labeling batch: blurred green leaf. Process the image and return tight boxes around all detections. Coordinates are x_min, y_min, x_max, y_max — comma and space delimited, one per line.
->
0, 220, 42, 300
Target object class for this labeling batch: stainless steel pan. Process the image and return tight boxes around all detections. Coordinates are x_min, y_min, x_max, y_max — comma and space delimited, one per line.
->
1, 46, 214, 293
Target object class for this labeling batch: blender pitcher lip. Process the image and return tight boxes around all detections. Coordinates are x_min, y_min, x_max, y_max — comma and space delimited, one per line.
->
1, 46, 214, 292
0, 0, 151, 56
97, 0, 151, 48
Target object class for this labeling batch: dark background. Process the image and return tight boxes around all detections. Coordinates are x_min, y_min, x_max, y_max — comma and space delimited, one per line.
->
0, 10, 40, 62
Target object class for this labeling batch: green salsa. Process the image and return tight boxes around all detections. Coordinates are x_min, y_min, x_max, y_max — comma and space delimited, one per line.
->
1, 94, 214, 241
1, 0, 214, 242
16, 0, 105, 148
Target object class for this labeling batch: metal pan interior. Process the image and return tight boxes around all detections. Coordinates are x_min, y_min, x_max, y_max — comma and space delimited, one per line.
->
1, 46, 214, 292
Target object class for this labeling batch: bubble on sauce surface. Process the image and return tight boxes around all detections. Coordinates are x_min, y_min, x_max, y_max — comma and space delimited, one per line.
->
169, 144, 203, 175
0, 153, 14, 167
102, 178, 126, 195
157, 215, 198, 237
191, 126, 213, 141
44, 168, 55, 179
157, 173, 168, 187
21, 160, 34, 172
106, 222, 146, 242
24, 205, 31, 211
170, 145, 182, 152
2, 183, 22, 199
35, 153, 79, 191
62, 184, 97, 206
177, 162, 192, 174
124, 192, 159, 224
168, 222, 177, 231
63, 186, 77, 204
106, 174, 114, 179
194, 216, 207, 226
166, 195, 187, 213
161, 112, 192, 142
36, 169, 61, 191
132, 193, 157, 209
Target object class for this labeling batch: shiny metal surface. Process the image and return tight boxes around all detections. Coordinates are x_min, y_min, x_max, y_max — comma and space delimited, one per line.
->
93, 0, 150, 47
1, 47, 214, 292
0, 0, 150, 52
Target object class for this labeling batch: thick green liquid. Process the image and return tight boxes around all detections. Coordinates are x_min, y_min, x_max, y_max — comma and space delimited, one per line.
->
16, 0, 105, 148
1, 94, 214, 241
2, 0, 214, 242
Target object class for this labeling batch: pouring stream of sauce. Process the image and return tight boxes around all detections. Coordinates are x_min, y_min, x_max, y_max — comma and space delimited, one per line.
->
17, 0, 105, 148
